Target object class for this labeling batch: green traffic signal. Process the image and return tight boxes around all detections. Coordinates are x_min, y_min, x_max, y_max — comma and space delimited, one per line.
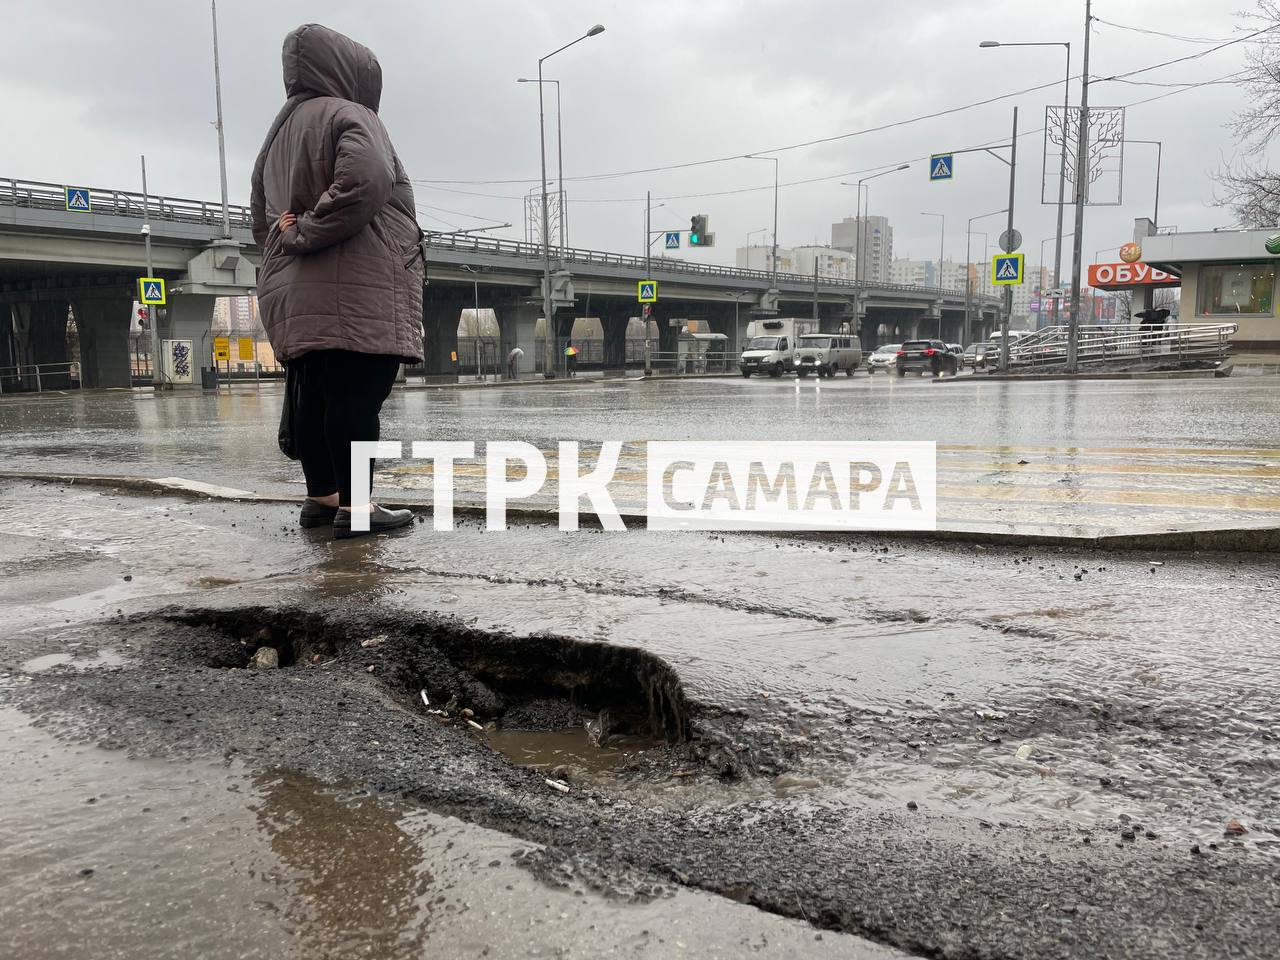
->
690, 232, 700, 246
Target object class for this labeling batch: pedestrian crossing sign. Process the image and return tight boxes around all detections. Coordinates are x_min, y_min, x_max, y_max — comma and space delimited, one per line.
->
138, 277, 167, 305
929, 154, 954, 181
991, 253, 1025, 286
638, 280, 658, 303
65, 187, 92, 212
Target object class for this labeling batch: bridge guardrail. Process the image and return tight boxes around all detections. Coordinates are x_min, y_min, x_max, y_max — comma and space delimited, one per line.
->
425, 231, 990, 302
1, 177, 253, 230
2, 175, 1000, 306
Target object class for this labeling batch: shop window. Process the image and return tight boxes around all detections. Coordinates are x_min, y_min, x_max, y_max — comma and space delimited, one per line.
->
1198, 263, 1275, 315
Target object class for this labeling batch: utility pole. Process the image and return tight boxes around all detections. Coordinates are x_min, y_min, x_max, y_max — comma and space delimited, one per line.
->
999, 106, 1018, 373
141, 155, 163, 389
1067, 0, 1092, 372
211, 0, 230, 239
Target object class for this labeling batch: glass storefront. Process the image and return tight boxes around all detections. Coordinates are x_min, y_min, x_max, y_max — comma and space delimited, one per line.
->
1198, 262, 1276, 316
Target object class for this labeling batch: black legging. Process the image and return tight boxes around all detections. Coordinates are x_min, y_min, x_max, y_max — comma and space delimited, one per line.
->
289, 349, 401, 507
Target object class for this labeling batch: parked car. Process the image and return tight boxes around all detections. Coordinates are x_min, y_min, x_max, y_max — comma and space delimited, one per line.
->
867, 343, 902, 374
795, 334, 862, 377
896, 339, 959, 377
963, 342, 996, 369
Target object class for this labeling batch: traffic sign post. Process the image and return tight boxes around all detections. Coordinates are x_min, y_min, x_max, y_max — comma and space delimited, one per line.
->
992, 253, 1025, 286
929, 154, 954, 181
637, 280, 658, 303
664, 232, 680, 250
65, 187, 92, 212
138, 277, 167, 305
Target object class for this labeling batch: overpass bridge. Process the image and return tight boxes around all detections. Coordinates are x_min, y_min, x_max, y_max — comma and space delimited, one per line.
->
1, 177, 1001, 386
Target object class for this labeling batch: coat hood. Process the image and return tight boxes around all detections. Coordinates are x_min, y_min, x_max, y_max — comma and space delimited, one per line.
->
282, 23, 382, 112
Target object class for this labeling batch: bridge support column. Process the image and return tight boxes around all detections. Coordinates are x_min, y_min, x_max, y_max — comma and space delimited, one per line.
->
71, 296, 133, 389
549, 307, 575, 378
494, 299, 539, 379
600, 308, 630, 377
163, 294, 217, 381
421, 287, 465, 383
5, 301, 73, 388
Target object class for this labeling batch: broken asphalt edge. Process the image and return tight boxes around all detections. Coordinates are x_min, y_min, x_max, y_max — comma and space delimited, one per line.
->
3, 470, 1277, 553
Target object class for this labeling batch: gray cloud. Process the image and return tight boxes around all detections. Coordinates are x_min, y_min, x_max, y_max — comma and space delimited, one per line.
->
0, 0, 1254, 272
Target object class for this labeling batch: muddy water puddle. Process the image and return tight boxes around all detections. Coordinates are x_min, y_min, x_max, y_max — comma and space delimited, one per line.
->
484, 727, 664, 780
0, 708, 886, 960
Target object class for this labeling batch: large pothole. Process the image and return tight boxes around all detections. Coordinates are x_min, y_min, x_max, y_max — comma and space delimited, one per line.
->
162, 607, 691, 766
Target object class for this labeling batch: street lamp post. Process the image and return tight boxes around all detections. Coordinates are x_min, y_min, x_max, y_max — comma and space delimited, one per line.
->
980, 38, 1071, 333
921, 212, 945, 336
210, 0, 231, 240
1125, 139, 1162, 228
532, 24, 604, 379
1066, 0, 1094, 372
518, 78, 566, 248
840, 164, 909, 338
744, 155, 780, 291
841, 165, 910, 288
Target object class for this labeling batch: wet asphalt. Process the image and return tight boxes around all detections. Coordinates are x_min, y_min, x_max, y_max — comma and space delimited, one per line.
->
1, 376, 1277, 534
1, 479, 1278, 959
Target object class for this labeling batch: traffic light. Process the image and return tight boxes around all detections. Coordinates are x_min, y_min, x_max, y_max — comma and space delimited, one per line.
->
688, 214, 714, 247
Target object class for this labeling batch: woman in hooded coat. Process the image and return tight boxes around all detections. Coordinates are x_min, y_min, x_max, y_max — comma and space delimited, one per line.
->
251, 23, 424, 539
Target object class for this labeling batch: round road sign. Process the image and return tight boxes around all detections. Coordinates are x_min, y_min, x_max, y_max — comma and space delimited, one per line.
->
998, 229, 1023, 253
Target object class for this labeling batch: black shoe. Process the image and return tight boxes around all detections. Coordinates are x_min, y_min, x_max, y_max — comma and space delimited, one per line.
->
334, 504, 415, 540
300, 499, 339, 528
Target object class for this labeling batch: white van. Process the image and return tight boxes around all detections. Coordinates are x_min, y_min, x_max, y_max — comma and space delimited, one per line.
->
740, 318, 815, 378
795, 334, 861, 378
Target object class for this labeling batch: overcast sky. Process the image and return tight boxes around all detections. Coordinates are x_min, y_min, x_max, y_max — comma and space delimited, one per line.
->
1, 0, 1264, 274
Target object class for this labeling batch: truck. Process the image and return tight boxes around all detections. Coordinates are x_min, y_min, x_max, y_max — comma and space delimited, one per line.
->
739, 318, 818, 378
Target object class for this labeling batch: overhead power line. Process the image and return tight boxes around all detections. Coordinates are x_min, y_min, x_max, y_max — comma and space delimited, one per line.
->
1092, 17, 1241, 45
411, 67, 1244, 214
412, 24, 1273, 192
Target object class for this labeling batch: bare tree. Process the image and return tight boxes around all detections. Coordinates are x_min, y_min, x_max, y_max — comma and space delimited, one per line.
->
1217, 2, 1280, 225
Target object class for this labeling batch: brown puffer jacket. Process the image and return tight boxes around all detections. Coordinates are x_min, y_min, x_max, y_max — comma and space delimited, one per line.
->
251, 24, 424, 364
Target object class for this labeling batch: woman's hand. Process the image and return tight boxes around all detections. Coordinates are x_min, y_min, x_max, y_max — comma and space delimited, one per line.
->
277, 211, 297, 232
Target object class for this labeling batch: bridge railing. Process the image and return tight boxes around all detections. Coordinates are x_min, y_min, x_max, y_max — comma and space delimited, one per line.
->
425, 231, 989, 303
0, 177, 253, 231
1, 175, 999, 305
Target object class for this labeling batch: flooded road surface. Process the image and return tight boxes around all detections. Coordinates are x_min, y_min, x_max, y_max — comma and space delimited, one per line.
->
2, 376, 1279, 532
3, 479, 1280, 958
0, 708, 889, 960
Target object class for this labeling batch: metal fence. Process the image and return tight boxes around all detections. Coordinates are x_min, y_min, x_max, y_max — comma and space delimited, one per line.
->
1007, 323, 1239, 368
0, 362, 81, 393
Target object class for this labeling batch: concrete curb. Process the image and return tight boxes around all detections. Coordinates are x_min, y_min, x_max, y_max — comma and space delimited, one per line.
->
935, 368, 1222, 383
399, 371, 742, 391
4, 471, 1277, 553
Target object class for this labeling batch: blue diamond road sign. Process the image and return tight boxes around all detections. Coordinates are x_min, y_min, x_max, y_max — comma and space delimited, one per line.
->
929, 155, 954, 182
664, 232, 680, 250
